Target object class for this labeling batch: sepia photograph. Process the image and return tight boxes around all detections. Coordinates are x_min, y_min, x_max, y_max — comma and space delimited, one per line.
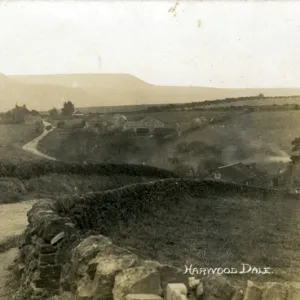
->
0, 0, 300, 299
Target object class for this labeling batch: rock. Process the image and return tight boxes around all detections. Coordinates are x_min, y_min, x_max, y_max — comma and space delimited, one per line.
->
60, 262, 77, 292
231, 288, 243, 300
286, 282, 300, 300
43, 217, 70, 242
75, 275, 93, 300
51, 231, 66, 245
37, 240, 57, 253
113, 264, 162, 300
72, 235, 113, 266
243, 281, 262, 300
188, 277, 200, 290
125, 295, 163, 300
158, 265, 190, 293
261, 282, 287, 300
202, 275, 234, 300
195, 282, 204, 299
39, 253, 57, 265
90, 245, 139, 300
60, 235, 113, 293
39, 264, 61, 279
166, 284, 187, 300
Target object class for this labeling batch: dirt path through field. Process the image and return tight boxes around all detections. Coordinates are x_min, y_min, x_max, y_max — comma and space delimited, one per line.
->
0, 200, 36, 300
22, 120, 56, 161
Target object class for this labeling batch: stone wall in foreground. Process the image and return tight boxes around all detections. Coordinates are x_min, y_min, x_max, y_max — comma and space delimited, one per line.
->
14, 179, 299, 300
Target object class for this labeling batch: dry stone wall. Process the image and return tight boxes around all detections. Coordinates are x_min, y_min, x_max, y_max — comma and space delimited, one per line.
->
15, 179, 297, 300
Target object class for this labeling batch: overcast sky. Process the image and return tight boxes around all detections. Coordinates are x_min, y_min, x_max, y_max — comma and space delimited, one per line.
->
0, 1, 300, 88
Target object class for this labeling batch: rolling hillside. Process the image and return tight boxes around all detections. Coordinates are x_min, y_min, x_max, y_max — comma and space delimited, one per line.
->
3, 73, 300, 112
0, 73, 98, 112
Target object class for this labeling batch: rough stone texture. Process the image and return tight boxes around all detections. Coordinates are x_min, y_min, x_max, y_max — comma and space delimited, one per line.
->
195, 282, 204, 299
113, 263, 162, 300
60, 235, 114, 294
15, 200, 78, 300
202, 275, 234, 300
158, 265, 192, 293
243, 281, 262, 300
125, 294, 163, 300
230, 288, 244, 300
51, 231, 65, 245
15, 180, 300, 300
90, 247, 140, 300
286, 282, 300, 300
261, 282, 287, 300
166, 284, 187, 300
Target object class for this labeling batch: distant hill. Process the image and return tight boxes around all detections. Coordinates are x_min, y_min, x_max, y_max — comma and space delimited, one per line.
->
1, 73, 300, 112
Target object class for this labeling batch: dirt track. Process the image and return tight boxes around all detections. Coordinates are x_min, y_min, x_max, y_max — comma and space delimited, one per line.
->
0, 200, 36, 300
22, 120, 56, 161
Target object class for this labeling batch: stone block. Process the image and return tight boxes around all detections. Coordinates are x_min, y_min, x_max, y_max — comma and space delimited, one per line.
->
37, 241, 57, 254
243, 281, 262, 300
202, 275, 234, 300
286, 282, 300, 300
261, 282, 287, 300
72, 235, 113, 271
188, 277, 201, 290
34, 277, 60, 290
42, 217, 70, 242
39, 264, 61, 279
166, 284, 187, 300
125, 294, 163, 300
75, 275, 93, 300
195, 282, 204, 299
113, 265, 162, 300
39, 253, 57, 265
231, 288, 243, 300
90, 247, 139, 300
51, 231, 65, 245
158, 265, 191, 292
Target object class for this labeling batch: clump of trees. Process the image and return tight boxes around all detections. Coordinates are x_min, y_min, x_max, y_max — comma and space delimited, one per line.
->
49, 101, 75, 119
168, 140, 224, 178
56, 128, 141, 163
2, 104, 39, 124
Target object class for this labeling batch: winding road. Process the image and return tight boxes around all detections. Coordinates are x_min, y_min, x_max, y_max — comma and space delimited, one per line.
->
22, 120, 57, 161
0, 121, 58, 299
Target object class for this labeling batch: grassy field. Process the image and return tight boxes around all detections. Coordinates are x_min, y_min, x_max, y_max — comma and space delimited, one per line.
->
0, 174, 158, 204
125, 109, 240, 125
39, 110, 300, 175
107, 190, 300, 284
148, 110, 300, 173
199, 96, 300, 108
0, 124, 41, 162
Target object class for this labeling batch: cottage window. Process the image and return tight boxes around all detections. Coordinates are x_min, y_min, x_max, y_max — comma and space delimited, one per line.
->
214, 172, 221, 180
295, 188, 300, 194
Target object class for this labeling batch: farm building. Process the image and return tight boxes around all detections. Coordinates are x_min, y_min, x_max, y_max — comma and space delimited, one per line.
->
274, 162, 300, 193
72, 110, 84, 118
123, 116, 165, 133
205, 162, 273, 187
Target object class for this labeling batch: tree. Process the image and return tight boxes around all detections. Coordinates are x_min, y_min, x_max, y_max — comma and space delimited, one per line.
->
102, 131, 140, 163
31, 109, 39, 116
61, 101, 75, 116
49, 107, 59, 118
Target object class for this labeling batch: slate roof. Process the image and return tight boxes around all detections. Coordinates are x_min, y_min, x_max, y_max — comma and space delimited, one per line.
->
209, 162, 268, 184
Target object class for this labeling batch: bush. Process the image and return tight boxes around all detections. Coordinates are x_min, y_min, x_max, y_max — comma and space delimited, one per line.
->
45, 125, 52, 131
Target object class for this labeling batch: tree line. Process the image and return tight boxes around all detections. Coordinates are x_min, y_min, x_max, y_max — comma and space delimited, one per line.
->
49, 101, 75, 118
